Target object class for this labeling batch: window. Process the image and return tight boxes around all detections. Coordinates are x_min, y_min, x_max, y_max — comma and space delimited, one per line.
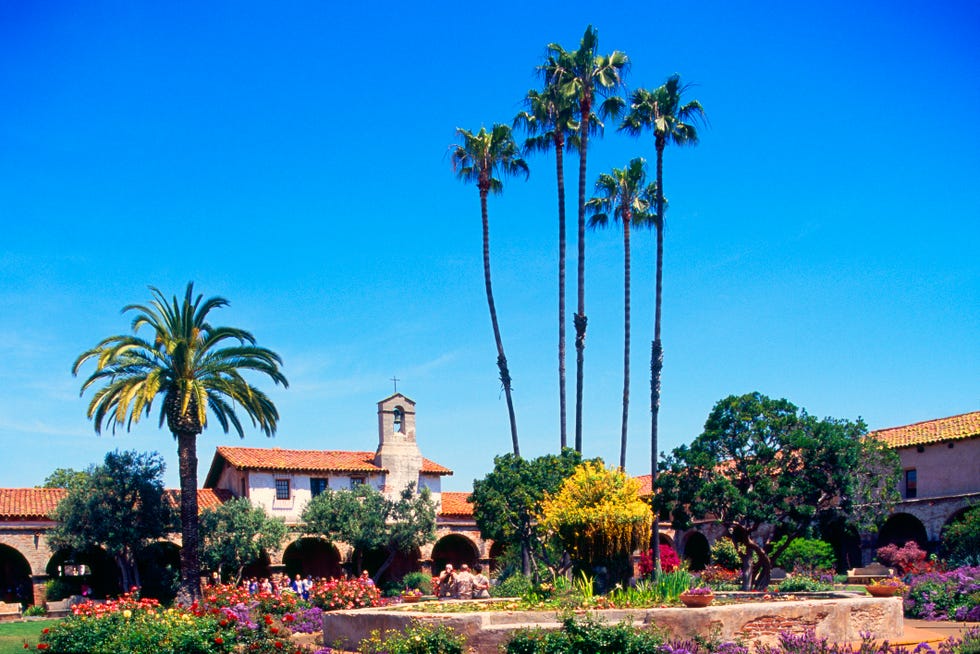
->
349, 477, 365, 489
275, 479, 290, 500
905, 469, 917, 499
240, 478, 247, 497
393, 406, 404, 433
311, 477, 328, 497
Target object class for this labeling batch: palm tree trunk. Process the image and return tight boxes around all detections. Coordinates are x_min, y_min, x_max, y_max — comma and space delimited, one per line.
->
176, 430, 203, 602
620, 214, 631, 470
555, 136, 568, 451
574, 94, 592, 454
480, 188, 520, 456
650, 139, 666, 575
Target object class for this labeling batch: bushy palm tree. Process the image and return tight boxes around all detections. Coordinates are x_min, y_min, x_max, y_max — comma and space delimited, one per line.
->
586, 158, 656, 470
451, 124, 529, 456
72, 283, 288, 601
545, 25, 628, 453
620, 73, 705, 573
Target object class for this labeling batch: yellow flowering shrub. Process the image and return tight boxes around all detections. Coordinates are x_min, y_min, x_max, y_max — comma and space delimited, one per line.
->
538, 461, 652, 562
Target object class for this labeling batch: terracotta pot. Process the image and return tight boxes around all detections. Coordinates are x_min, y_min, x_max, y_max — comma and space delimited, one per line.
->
679, 592, 714, 607
865, 585, 902, 597
401, 595, 422, 603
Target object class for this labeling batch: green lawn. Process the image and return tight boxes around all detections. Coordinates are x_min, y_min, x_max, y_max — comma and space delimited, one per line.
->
0, 619, 59, 653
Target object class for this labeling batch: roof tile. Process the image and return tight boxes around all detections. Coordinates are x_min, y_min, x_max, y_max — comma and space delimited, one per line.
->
0, 488, 66, 520
214, 446, 452, 475
439, 491, 474, 516
870, 411, 980, 448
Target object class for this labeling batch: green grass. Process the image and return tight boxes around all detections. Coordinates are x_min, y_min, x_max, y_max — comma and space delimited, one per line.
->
0, 619, 59, 653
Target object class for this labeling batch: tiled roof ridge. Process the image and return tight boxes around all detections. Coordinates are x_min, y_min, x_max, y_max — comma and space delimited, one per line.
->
873, 410, 980, 434
214, 445, 453, 475
870, 410, 980, 448
0, 487, 232, 519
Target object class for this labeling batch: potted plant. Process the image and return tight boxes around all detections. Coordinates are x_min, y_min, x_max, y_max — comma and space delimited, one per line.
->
865, 577, 907, 597
401, 588, 423, 603
679, 586, 715, 607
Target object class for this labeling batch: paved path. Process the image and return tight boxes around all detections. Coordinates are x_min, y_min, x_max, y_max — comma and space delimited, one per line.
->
840, 619, 980, 649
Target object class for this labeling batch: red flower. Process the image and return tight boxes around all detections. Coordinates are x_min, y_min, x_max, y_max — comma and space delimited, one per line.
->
214, 636, 224, 645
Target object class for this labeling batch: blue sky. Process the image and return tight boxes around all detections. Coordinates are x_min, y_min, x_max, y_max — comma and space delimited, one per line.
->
1, 1, 977, 492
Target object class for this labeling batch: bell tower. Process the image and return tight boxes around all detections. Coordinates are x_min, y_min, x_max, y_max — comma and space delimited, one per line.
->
374, 393, 422, 496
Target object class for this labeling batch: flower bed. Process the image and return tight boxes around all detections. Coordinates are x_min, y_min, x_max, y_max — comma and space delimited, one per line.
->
22, 581, 381, 652
906, 565, 980, 621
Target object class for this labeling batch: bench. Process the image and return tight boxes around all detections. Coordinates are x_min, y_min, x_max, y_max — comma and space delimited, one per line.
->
0, 601, 21, 622
846, 562, 895, 584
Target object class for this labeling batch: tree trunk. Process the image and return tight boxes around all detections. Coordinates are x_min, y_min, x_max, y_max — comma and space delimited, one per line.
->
620, 212, 631, 470
480, 186, 520, 456
730, 526, 772, 591
176, 429, 202, 603
374, 548, 397, 583
650, 138, 666, 576
574, 93, 592, 454
555, 134, 568, 451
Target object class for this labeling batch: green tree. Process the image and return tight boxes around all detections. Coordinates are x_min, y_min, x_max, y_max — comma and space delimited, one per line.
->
451, 125, 528, 456
620, 74, 705, 574
470, 449, 584, 578
538, 460, 651, 587
72, 283, 288, 601
302, 483, 436, 582
545, 26, 628, 453
655, 392, 900, 590
200, 497, 287, 583
942, 504, 980, 566
40, 468, 89, 490
48, 450, 176, 594
586, 158, 656, 470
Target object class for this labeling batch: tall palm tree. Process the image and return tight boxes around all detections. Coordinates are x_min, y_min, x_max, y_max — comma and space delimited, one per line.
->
545, 25, 628, 453
451, 124, 529, 457
514, 83, 580, 451
586, 158, 656, 470
72, 283, 288, 601
620, 73, 705, 573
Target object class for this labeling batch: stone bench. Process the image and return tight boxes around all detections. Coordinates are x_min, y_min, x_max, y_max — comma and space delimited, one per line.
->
45, 595, 84, 617
846, 562, 894, 584
0, 601, 21, 622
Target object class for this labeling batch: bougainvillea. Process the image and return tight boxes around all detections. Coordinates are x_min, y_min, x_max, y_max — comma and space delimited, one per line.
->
639, 544, 681, 576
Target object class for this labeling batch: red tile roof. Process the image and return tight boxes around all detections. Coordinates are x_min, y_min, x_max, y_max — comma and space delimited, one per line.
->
439, 491, 474, 516
635, 475, 653, 497
164, 488, 234, 513
211, 446, 453, 476
0, 487, 232, 520
0, 488, 66, 520
870, 411, 980, 449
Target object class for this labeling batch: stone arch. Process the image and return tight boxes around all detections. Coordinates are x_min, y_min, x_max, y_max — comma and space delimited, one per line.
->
282, 538, 343, 580
0, 543, 33, 605
46, 546, 119, 599
358, 547, 421, 585
430, 534, 479, 573
877, 513, 928, 551
680, 531, 710, 571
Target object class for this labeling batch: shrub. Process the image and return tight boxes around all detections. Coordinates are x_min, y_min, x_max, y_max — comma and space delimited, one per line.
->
694, 565, 741, 591
876, 540, 932, 575
359, 619, 466, 654
44, 576, 76, 602
772, 537, 836, 574
711, 538, 744, 570
638, 544, 682, 576
777, 574, 833, 592
23, 605, 47, 616
506, 614, 664, 653
401, 571, 434, 594
905, 566, 980, 621
492, 573, 534, 598
308, 577, 382, 610
943, 505, 980, 567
